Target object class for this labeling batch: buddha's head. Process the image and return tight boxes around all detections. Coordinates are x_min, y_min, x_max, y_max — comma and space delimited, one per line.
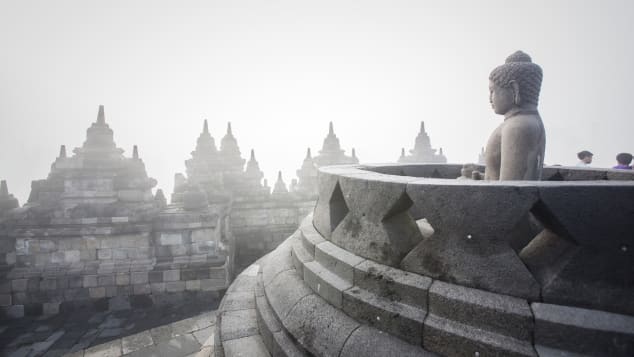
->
489, 51, 543, 115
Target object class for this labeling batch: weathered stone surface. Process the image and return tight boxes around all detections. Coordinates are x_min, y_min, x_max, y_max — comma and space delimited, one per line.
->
303, 261, 352, 308
265, 270, 313, 320
223, 335, 270, 357
314, 240, 364, 283
343, 286, 425, 345
220, 291, 255, 312
428, 280, 534, 342
423, 313, 537, 357
532, 302, 634, 356
329, 173, 423, 267
403, 181, 541, 300
527, 184, 634, 315
122, 330, 154, 355
353, 259, 431, 309
283, 294, 359, 357
340, 325, 432, 357
220, 309, 258, 342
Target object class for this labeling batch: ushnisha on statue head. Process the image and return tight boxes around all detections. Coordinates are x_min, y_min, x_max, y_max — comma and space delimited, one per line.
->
476, 51, 546, 181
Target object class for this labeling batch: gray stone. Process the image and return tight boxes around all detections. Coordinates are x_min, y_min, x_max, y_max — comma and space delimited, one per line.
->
532, 302, 634, 356
303, 260, 351, 308
154, 334, 200, 357
223, 335, 270, 357
193, 326, 214, 346
283, 293, 359, 357
220, 291, 255, 312
220, 309, 258, 341
265, 270, 313, 320
353, 259, 431, 309
484, 51, 545, 181
403, 181, 541, 300
314, 240, 364, 283
428, 280, 534, 342
150, 325, 173, 343
163, 270, 180, 282
261, 240, 295, 287
83, 338, 122, 357
340, 325, 432, 357
343, 286, 425, 345
423, 313, 537, 357
131, 271, 149, 285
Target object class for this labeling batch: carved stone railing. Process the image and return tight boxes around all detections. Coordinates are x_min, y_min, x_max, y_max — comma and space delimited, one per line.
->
313, 164, 634, 315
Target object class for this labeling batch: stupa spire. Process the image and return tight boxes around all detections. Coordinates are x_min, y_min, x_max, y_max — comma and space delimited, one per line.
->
0, 180, 8, 196
59, 145, 67, 159
272, 171, 288, 195
329, 122, 334, 135
352, 148, 357, 159
133, 145, 139, 159
250, 149, 256, 161
203, 119, 209, 134
97, 105, 105, 125
227, 122, 233, 136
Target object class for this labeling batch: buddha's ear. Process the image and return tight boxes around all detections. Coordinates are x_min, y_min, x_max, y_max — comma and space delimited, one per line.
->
509, 80, 521, 105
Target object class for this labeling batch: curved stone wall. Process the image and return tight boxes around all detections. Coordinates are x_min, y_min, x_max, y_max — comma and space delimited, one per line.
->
216, 164, 634, 357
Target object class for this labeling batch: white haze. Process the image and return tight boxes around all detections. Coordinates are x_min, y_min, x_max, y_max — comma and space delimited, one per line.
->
1, 0, 633, 203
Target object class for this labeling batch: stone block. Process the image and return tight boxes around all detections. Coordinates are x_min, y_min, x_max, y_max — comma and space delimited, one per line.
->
83, 274, 98, 288
68, 275, 83, 288
98, 274, 115, 286
11, 278, 28, 292
116, 273, 130, 286
148, 270, 163, 283
185, 280, 201, 291
303, 261, 352, 308
428, 280, 534, 342
89, 287, 106, 299
163, 269, 180, 282
165, 281, 186, 292
0, 294, 11, 306
200, 279, 226, 291
43, 302, 60, 315
403, 181, 541, 300
223, 335, 270, 357
112, 248, 128, 260
353, 259, 431, 309
340, 324, 432, 357
221, 291, 256, 312
191, 229, 215, 243
105, 285, 118, 297
151, 282, 166, 293
220, 308, 259, 341
2, 304, 24, 319
131, 271, 149, 284
423, 313, 537, 357
122, 330, 153, 355
97, 248, 112, 260
283, 293, 360, 357
64, 250, 81, 263
532, 302, 634, 356
315, 240, 364, 283
261, 240, 295, 286
40, 278, 57, 291
181, 269, 196, 281
265, 270, 314, 320
343, 286, 425, 345
133, 284, 151, 295
209, 267, 227, 280
169, 245, 187, 256
159, 233, 183, 246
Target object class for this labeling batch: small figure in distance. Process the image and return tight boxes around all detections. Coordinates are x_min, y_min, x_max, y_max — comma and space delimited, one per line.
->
613, 153, 633, 170
576, 150, 593, 167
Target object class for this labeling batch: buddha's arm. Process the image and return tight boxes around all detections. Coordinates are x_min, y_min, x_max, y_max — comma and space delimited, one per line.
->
499, 121, 537, 180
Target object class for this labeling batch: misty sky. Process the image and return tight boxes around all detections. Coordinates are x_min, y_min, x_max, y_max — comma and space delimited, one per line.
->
1, 0, 633, 203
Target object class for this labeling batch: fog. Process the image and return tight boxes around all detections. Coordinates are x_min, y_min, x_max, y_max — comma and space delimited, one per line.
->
1, 0, 633, 203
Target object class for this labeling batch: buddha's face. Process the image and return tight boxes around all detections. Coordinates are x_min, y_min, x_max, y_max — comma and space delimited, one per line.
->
489, 80, 515, 115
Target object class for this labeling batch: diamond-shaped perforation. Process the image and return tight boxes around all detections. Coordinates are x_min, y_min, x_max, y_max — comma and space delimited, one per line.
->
329, 182, 349, 232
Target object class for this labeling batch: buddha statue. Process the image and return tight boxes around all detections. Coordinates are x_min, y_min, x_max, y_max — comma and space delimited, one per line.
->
484, 51, 545, 180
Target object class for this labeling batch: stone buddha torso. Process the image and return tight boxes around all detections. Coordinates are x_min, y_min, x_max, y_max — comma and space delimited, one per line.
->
484, 51, 546, 181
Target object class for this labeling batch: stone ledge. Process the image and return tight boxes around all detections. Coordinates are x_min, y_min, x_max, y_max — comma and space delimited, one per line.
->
428, 280, 534, 342
303, 260, 352, 308
343, 286, 425, 345
532, 303, 634, 356
423, 314, 537, 357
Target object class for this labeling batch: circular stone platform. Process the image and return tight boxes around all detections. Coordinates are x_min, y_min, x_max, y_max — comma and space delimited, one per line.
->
214, 164, 634, 357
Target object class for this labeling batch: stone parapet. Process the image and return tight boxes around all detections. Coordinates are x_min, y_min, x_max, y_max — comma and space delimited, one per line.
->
218, 163, 634, 356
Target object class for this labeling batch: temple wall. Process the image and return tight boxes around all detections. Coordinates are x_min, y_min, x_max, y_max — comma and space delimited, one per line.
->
0, 208, 233, 319
230, 198, 315, 271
